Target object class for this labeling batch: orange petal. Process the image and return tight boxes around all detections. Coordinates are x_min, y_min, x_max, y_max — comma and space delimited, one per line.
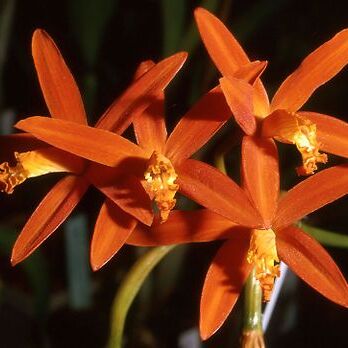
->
32, 30, 87, 124
127, 209, 244, 246
16, 117, 147, 167
91, 199, 137, 271
95, 52, 187, 133
194, 7, 269, 116
271, 29, 348, 112
274, 164, 348, 230
177, 159, 263, 227
277, 225, 348, 307
165, 86, 230, 162
299, 111, 348, 158
241, 136, 279, 227
233, 60, 268, 85
93, 174, 154, 226
219, 77, 256, 135
133, 92, 167, 154
200, 233, 252, 339
133, 60, 156, 80
11, 175, 89, 265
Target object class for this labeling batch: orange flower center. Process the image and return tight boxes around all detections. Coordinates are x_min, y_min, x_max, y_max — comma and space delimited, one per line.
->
144, 151, 179, 223
247, 228, 280, 302
292, 116, 327, 175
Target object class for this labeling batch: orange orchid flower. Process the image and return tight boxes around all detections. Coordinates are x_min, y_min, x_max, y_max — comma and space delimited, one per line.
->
1, 29, 186, 266
127, 135, 348, 339
195, 7, 348, 175
12, 57, 268, 270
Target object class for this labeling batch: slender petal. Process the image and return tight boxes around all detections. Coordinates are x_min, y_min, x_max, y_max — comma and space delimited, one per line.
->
299, 111, 348, 158
95, 52, 187, 133
219, 77, 256, 135
32, 29, 87, 124
200, 234, 252, 339
133, 60, 156, 80
133, 92, 167, 154
11, 175, 89, 265
194, 7, 269, 116
177, 159, 263, 227
271, 29, 348, 112
233, 60, 268, 85
91, 199, 138, 271
241, 136, 279, 227
165, 86, 230, 162
16, 117, 147, 167
127, 209, 244, 246
274, 164, 348, 230
277, 225, 348, 307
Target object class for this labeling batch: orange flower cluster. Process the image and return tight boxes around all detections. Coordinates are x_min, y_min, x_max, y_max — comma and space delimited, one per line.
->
2, 7, 348, 341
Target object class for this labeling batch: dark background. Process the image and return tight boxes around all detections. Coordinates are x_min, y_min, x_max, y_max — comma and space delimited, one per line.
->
1, 0, 348, 347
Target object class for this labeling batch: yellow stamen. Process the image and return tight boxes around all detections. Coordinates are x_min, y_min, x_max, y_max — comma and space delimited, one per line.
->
292, 116, 327, 175
144, 151, 179, 223
0, 148, 82, 194
247, 229, 280, 302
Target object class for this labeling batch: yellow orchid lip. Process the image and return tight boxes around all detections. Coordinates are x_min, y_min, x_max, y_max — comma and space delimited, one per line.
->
144, 151, 179, 223
247, 228, 280, 302
0, 147, 84, 194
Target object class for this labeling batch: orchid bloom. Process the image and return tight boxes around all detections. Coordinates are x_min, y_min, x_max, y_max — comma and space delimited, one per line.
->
127, 135, 348, 339
13, 45, 269, 270
1, 29, 186, 266
195, 7, 348, 175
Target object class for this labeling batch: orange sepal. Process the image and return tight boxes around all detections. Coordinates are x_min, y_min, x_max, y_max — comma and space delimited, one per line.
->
241, 136, 279, 227
165, 86, 230, 162
11, 175, 89, 265
277, 225, 348, 307
299, 111, 348, 158
95, 52, 187, 133
200, 233, 252, 340
133, 92, 167, 154
194, 7, 269, 116
271, 29, 348, 112
177, 159, 263, 228
16, 117, 147, 167
127, 209, 242, 246
90, 199, 137, 271
274, 164, 348, 230
32, 29, 87, 124
220, 77, 256, 135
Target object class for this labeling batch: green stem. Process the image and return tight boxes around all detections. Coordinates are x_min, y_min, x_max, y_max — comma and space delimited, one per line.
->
242, 268, 265, 347
108, 245, 176, 348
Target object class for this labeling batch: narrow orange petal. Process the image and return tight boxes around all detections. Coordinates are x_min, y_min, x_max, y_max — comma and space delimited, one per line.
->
219, 77, 256, 135
16, 117, 147, 167
241, 136, 279, 227
194, 7, 269, 116
133, 92, 167, 154
95, 52, 187, 133
177, 159, 263, 227
233, 60, 268, 85
11, 175, 89, 265
91, 199, 137, 271
299, 111, 348, 158
127, 209, 243, 246
277, 225, 348, 307
32, 30, 87, 124
200, 233, 252, 339
165, 86, 230, 162
133, 60, 156, 80
274, 164, 348, 230
271, 29, 348, 112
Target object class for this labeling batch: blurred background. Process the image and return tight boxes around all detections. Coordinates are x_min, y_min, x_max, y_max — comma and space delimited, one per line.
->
1, 0, 348, 347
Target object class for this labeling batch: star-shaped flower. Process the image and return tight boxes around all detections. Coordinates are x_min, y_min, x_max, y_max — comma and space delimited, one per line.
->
195, 7, 348, 175
127, 135, 348, 339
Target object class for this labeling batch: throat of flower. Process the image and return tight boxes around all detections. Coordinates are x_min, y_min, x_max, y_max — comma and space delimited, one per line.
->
247, 229, 280, 302
292, 116, 327, 175
0, 148, 82, 194
144, 151, 179, 223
